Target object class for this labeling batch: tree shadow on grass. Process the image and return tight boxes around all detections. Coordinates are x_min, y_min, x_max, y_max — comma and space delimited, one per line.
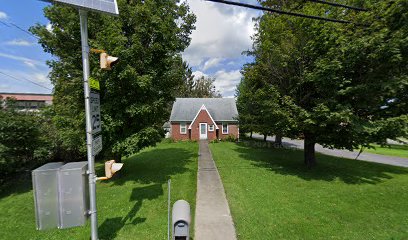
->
229, 143, 408, 185
96, 148, 195, 186
99, 184, 163, 239
0, 172, 33, 199
98, 147, 196, 239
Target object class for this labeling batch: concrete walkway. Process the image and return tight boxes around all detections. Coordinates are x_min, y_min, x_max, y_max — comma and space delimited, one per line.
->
252, 134, 408, 168
195, 140, 237, 240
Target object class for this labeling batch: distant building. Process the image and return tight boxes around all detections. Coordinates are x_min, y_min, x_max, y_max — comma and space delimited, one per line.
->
169, 98, 239, 141
0, 92, 53, 111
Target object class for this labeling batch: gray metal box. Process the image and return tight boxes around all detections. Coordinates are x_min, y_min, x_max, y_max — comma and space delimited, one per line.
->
32, 162, 64, 230
58, 161, 89, 229
172, 200, 191, 240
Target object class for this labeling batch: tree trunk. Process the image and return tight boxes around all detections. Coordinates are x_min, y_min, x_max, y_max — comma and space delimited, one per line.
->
275, 135, 283, 147
263, 134, 267, 141
250, 131, 253, 139
304, 134, 316, 168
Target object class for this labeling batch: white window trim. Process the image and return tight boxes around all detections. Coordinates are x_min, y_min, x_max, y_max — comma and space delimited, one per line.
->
222, 123, 228, 134
209, 124, 214, 132
188, 104, 219, 130
180, 122, 187, 134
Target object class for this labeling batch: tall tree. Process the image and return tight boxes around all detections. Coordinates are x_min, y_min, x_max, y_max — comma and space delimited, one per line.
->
177, 63, 222, 98
31, 0, 196, 161
178, 62, 196, 97
192, 76, 222, 98
237, 63, 296, 143
246, 0, 408, 167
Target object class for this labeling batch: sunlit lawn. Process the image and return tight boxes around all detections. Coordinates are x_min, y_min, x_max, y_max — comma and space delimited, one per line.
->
210, 142, 408, 240
364, 144, 408, 158
0, 141, 198, 239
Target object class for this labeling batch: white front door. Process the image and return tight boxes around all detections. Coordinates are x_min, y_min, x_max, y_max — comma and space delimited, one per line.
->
199, 123, 207, 140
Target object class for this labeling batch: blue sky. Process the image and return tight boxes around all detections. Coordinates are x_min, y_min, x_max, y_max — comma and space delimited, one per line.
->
0, 0, 261, 97
0, 0, 53, 94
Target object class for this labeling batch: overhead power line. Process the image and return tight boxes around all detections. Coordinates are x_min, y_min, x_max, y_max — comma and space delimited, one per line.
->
0, 71, 52, 91
204, 0, 355, 24
305, 0, 368, 12
0, 20, 40, 40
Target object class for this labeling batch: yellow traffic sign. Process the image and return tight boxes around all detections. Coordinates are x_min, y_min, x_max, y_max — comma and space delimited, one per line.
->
89, 77, 100, 91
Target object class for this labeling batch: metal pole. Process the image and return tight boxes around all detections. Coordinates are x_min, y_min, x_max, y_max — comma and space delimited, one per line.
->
168, 179, 171, 240
79, 9, 98, 240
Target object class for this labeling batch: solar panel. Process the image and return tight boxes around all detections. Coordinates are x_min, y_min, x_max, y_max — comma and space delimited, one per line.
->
42, 0, 119, 16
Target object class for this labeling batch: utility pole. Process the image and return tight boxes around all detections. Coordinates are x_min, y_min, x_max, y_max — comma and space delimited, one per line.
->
79, 9, 99, 240
36, 1, 119, 240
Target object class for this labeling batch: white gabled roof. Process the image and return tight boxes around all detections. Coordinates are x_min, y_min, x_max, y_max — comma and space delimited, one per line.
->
188, 104, 219, 129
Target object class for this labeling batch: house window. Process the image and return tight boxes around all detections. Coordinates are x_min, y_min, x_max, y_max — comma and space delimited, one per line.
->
180, 122, 187, 134
209, 125, 214, 132
222, 123, 228, 134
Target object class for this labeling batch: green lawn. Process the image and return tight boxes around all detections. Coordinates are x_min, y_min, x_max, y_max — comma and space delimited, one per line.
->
364, 144, 408, 158
210, 142, 408, 240
0, 141, 198, 240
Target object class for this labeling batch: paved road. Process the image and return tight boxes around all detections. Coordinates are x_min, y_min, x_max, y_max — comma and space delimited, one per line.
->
252, 134, 408, 168
195, 140, 237, 240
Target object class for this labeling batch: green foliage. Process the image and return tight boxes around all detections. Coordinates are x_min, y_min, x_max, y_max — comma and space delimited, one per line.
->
178, 63, 222, 98
210, 139, 220, 143
30, 0, 196, 161
112, 126, 163, 157
240, 0, 408, 165
161, 137, 176, 144
237, 64, 296, 138
0, 100, 54, 182
224, 135, 237, 142
191, 76, 222, 98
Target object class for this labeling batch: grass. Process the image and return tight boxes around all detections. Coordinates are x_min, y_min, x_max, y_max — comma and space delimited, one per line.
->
210, 142, 408, 240
0, 141, 198, 240
364, 144, 408, 158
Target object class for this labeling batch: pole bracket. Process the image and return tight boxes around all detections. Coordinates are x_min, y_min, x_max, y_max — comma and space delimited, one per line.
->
90, 48, 106, 54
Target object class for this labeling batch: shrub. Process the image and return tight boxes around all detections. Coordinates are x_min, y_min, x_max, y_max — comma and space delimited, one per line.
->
224, 135, 237, 142
0, 108, 54, 183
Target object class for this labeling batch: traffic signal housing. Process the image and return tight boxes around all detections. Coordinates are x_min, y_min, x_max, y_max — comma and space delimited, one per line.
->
100, 52, 119, 70
105, 160, 123, 178
97, 160, 123, 180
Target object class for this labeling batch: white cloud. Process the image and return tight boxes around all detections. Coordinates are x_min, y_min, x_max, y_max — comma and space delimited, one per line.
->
46, 23, 53, 32
0, 84, 10, 91
213, 69, 242, 97
0, 68, 52, 93
0, 52, 45, 68
192, 70, 207, 79
6, 39, 33, 46
183, 0, 259, 67
202, 57, 223, 71
0, 11, 7, 20
33, 73, 49, 83
23, 61, 36, 68
193, 69, 242, 97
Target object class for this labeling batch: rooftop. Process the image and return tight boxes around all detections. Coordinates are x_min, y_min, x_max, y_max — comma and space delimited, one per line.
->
0, 92, 53, 101
170, 98, 238, 122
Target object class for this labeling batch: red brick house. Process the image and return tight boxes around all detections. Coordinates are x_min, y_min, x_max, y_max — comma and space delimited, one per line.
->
169, 98, 239, 141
